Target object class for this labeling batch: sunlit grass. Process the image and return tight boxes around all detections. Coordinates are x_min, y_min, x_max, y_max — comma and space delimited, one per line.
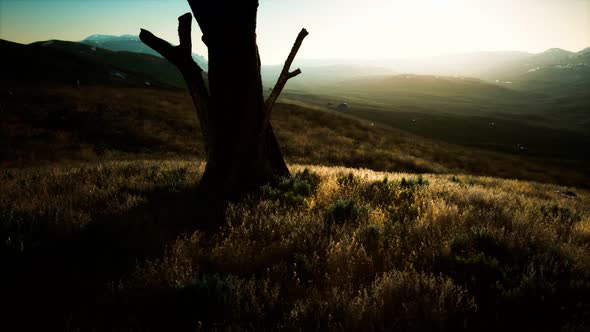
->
1, 160, 588, 330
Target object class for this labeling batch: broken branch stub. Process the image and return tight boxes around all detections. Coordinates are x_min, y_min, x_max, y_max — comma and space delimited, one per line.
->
177, 12, 193, 57
140, 13, 211, 155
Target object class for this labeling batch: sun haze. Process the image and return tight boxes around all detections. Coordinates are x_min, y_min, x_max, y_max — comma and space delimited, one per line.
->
1, 0, 589, 63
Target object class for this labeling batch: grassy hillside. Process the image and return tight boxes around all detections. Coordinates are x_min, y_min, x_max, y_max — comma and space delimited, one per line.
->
281, 74, 590, 161
333, 74, 524, 102
1, 84, 588, 187
511, 65, 590, 97
3, 38, 588, 164
1, 39, 185, 88
2, 161, 589, 330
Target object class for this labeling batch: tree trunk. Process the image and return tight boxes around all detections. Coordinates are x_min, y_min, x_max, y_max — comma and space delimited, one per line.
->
140, 1, 307, 196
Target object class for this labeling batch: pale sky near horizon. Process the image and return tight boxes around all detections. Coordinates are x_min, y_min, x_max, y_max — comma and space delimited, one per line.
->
0, 0, 589, 64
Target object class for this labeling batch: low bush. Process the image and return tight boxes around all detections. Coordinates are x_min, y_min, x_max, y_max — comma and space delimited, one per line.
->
260, 168, 321, 207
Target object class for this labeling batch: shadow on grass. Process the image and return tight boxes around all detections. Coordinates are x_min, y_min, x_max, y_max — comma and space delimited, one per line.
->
2, 186, 226, 330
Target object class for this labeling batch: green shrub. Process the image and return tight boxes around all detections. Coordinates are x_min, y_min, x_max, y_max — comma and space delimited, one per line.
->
400, 175, 428, 188
260, 168, 321, 207
449, 228, 512, 263
325, 199, 366, 227
540, 204, 583, 240
540, 204, 582, 226
362, 177, 394, 207
359, 177, 424, 223
337, 172, 359, 187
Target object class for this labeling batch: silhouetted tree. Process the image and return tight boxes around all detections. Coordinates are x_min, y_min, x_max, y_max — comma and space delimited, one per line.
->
140, 1, 308, 196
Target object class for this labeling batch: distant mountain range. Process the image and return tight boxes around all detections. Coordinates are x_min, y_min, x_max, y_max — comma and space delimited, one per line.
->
81, 34, 208, 70
286, 48, 590, 97
1, 35, 588, 100
487, 48, 590, 95
78, 34, 589, 95
295, 48, 590, 79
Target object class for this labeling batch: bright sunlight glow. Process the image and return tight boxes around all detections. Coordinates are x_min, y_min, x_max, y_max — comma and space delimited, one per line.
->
1, 0, 589, 64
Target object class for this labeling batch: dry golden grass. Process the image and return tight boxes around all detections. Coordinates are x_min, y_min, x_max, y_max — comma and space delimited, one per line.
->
1, 160, 589, 330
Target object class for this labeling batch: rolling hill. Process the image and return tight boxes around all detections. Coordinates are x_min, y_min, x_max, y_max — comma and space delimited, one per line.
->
332, 74, 523, 101
509, 63, 590, 96
400, 48, 588, 78
281, 72, 590, 162
262, 63, 397, 88
2, 83, 588, 188
1, 39, 186, 88
2, 37, 589, 181
4, 36, 588, 99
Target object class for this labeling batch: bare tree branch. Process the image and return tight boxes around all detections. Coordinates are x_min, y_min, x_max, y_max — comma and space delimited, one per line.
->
140, 13, 212, 156
140, 13, 196, 66
139, 29, 179, 63
264, 28, 309, 123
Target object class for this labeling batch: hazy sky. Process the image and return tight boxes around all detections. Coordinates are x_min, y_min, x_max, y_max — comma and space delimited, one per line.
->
1, 0, 589, 64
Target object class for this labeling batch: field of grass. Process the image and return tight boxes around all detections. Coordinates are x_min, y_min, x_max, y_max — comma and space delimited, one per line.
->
1, 84, 588, 188
1, 161, 589, 330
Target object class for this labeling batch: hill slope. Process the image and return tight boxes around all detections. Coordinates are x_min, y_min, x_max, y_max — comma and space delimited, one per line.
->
332, 74, 524, 101
475, 48, 590, 96
1, 84, 588, 188
0, 39, 186, 88
510, 63, 590, 96
282, 73, 590, 163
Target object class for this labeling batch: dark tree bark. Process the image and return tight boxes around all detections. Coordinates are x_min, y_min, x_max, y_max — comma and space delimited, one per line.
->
140, 1, 307, 196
